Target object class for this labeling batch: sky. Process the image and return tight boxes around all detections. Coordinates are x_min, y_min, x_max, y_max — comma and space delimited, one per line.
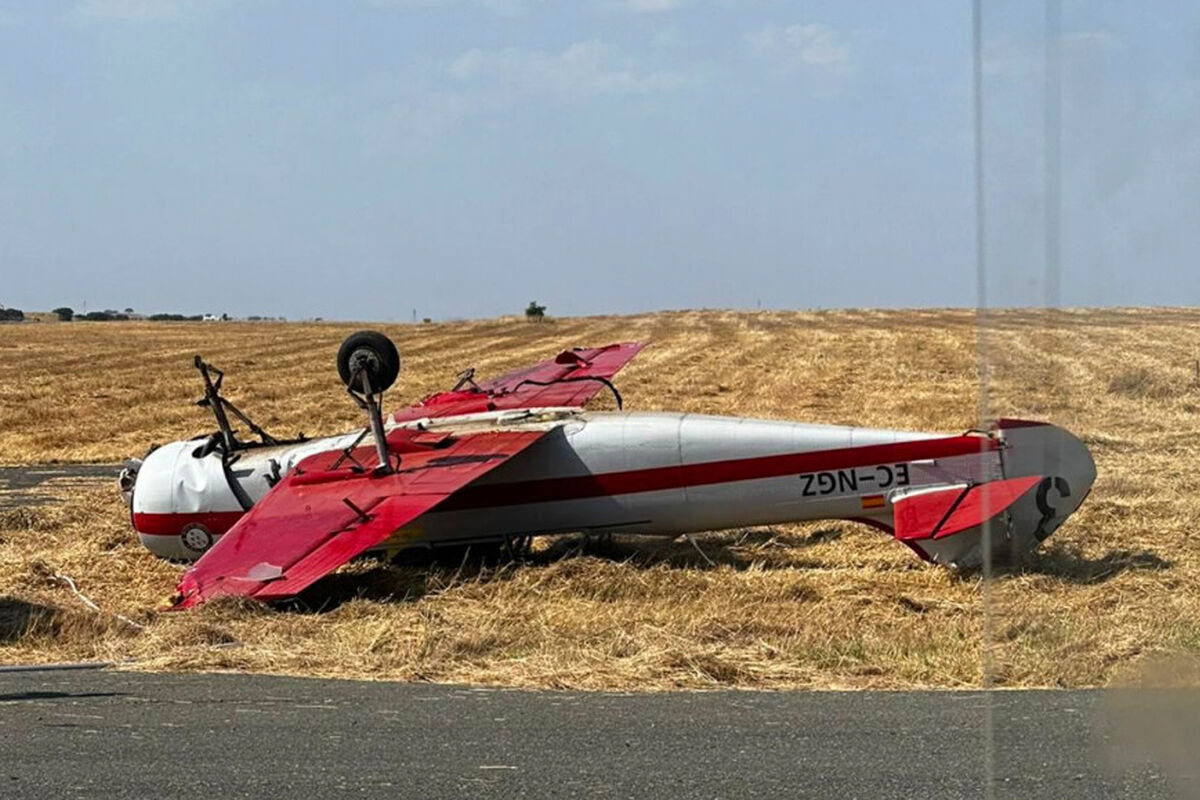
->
0, 0, 1197, 320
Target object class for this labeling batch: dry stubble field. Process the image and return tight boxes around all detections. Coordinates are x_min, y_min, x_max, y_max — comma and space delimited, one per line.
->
1, 308, 1199, 689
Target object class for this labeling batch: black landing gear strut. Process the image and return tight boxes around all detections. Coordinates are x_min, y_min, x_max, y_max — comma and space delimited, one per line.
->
336, 331, 402, 474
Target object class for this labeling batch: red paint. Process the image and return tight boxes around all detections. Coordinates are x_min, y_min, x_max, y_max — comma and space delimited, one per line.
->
133, 510, 244, 537
138, 434, 996, 547
893, 475, 1041, 541
440, 434, 1000, 512
995, 418, 1049, 430
391, 342, 644, 422
253, 494, 447, 601
171, 430, 547, 609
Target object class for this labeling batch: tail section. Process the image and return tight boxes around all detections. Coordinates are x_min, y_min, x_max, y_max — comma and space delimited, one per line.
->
889, 420, 1095, 568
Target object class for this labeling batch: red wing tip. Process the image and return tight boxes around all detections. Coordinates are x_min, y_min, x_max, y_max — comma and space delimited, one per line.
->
559, 341, 644, 361
586, 341, 646, 353
995, 418, 1051, 429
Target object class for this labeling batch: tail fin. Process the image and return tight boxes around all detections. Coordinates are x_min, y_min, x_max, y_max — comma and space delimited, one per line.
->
891, 420, 1096, 568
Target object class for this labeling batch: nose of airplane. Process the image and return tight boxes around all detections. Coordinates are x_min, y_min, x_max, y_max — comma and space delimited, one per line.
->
128, 440, 192, 559
128, 439, 246, 560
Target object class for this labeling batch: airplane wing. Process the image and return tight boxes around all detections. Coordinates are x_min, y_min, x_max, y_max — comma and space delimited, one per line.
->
170, 429, 546, 609
391, 342, 644, 422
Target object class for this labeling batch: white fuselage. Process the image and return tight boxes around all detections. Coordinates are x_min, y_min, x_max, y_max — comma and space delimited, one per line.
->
130, 408, 1032, 564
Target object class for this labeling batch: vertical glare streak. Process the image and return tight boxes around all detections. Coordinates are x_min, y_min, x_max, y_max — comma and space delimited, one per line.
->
1045, 0, 1062, 308
971, 1, 996, 798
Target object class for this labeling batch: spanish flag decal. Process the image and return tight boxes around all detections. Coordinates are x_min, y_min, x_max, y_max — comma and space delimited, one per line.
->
861, 494, 886, 510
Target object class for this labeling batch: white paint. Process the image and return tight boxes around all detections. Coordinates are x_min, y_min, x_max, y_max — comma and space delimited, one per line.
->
127, 410, 1095, 567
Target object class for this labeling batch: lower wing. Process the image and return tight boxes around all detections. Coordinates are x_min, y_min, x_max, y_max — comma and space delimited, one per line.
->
170, 429, 546, 609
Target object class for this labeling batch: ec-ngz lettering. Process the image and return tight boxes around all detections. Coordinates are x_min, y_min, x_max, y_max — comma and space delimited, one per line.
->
799, 463, 911, 497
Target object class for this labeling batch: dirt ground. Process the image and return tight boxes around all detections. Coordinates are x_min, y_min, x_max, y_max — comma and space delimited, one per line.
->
1, 308, 1198, 689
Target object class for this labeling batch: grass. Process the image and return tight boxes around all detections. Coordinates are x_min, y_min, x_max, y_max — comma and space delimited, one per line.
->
1, 307, 1199, 689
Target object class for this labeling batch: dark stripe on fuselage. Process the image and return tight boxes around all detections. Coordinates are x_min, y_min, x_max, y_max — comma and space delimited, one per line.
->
133, 435, 996, 538
437, 434, 996, 512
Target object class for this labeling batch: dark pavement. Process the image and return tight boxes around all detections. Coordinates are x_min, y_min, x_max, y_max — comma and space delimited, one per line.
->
0, 465, 117, 508
0, 669, 1194, 799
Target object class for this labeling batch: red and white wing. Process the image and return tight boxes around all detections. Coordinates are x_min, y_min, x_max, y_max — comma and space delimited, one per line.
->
391, 342, 644, 422
171, 429, 545, 609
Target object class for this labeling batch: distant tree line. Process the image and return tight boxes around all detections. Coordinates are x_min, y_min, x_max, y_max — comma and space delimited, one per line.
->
25, 303, 545, 324
0, 305, 24, 322
147, 313, 205, 321
53, 308, 132, 321
48, 307, 262, 322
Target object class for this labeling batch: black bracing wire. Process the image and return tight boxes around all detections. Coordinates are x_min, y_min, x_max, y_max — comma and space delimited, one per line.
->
506, 376, 624, 409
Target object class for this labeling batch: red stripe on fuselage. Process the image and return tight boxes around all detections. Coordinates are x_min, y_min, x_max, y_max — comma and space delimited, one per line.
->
439, 434, 997, 511
133, 510, 244, 537
132, 435, 996, 534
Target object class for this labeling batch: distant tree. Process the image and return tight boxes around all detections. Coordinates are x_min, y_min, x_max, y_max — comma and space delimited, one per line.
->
422, 317, 432, 324
124, 307, 134, 314
525, 301, 546, 322
52, 307, 74, 321
76, 310, 128, 321
221, 313, 231, 322
0, 307, 24, 322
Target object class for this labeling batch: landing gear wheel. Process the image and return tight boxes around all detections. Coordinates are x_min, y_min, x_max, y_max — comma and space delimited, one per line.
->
181, 524, 214, 554
337, 331, 401, 392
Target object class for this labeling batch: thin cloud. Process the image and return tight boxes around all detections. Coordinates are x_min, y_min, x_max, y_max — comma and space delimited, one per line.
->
72, 0, 233, 21
367, 41, 687, 155
366, 0, 547, 14
623, 0, 685, 13
745, 22, 851, 77
984, 29, 1122, 77
365, 91, 489, 154
1061, 30, 1121, 52
448, 40, 686, 97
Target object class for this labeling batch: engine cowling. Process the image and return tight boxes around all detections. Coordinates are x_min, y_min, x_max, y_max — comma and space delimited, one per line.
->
129, 439, 247, 560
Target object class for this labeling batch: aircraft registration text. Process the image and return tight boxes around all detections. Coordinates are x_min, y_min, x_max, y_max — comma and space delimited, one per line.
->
799, 463, 912, 497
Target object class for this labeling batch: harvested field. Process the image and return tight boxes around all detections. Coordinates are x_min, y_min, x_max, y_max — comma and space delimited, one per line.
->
1, 308, 1199, 689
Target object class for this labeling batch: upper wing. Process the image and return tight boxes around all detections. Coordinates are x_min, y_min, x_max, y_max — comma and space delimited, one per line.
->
170, 429, 546, 609
391, 342, 644, 422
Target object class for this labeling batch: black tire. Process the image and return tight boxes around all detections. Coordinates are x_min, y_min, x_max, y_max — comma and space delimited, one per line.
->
337, 330, 401, 392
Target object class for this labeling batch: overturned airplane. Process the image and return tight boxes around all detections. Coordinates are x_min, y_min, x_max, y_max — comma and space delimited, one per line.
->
119, 332, 1096, 609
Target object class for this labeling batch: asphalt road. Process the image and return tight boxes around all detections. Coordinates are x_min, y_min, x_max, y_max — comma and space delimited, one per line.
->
0, 464, 117, 508
1, 669, 1195, 799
